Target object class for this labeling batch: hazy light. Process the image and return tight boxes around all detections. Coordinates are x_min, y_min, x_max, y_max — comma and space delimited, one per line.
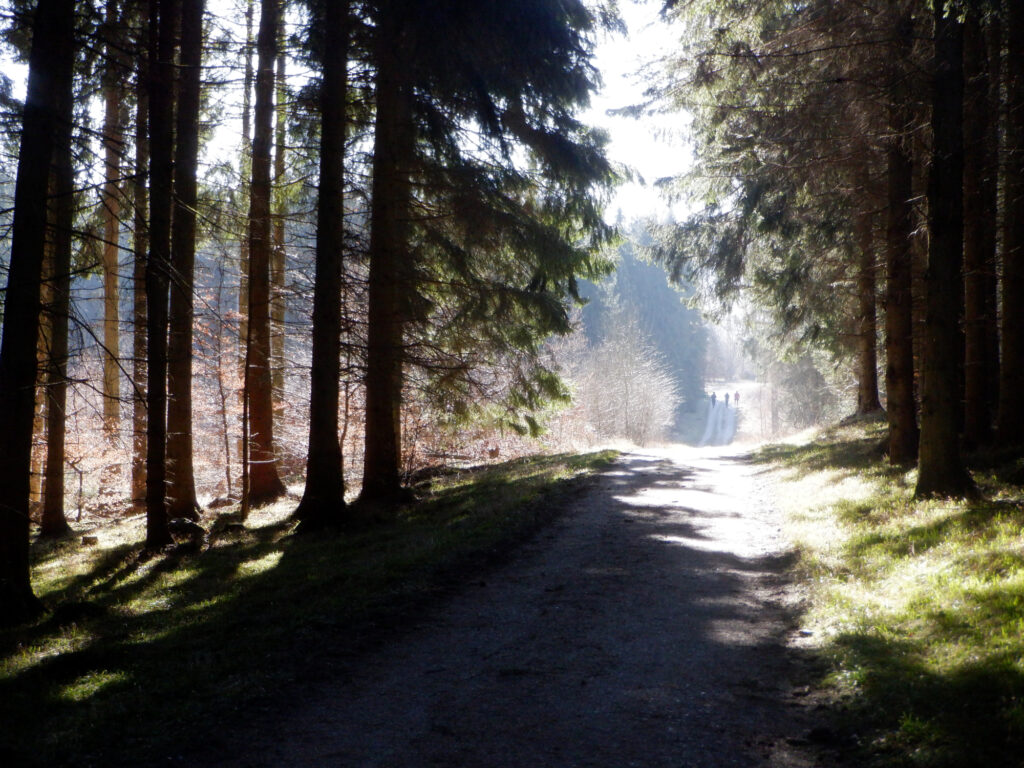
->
586, 4, 692, 224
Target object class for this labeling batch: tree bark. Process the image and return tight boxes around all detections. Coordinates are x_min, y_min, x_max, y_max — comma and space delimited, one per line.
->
0, 0, 75, 625
962, 10, 998, 448
294, 0, 349, 530
270, 38, 287, 412
997, 0, 1024, 444
360, 14, 415, 506
29, 359, 45, 507
31, 257, 51, 510
102, 0, 124, 439
132, 0, 150, 514
916, 2, 976, 498
885, 118, 919, 464
884, 14, 919, 465
245, 0, 286, 505
238, 0, 254, 372
855, 206, 882, 415
983, 10, 1001, 420
40, 45, 75, 539
144, 0, 179, 548
165, 0, 204, 520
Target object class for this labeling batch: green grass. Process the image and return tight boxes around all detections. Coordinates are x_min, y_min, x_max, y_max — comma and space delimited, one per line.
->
758, 425, 1024, 767
0, 450, 617, 767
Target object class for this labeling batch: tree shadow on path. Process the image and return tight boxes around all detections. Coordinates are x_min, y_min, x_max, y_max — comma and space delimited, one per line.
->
190, 449, 823, 768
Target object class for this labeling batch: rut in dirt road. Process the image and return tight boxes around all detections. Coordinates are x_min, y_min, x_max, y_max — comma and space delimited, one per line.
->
201, 448, 819, 767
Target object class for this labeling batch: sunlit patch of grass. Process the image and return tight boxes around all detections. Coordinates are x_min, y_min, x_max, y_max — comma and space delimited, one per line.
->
1, 625, 96, 678
0, 449, 617, 767
241, 497, 296, 529
235, 551, 283, 579
57, 669, 128, 703
762, 424, 1024, 766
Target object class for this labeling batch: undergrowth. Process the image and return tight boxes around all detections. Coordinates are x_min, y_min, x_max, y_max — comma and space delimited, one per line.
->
0, 450, 617, 767
759, 421, 1024, 767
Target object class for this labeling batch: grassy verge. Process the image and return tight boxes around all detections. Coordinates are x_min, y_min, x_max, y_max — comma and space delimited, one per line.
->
0, 450, 617, 767
758, 421, 1024, 767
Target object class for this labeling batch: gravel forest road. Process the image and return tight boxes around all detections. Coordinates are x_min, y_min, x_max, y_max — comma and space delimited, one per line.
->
200, 446, 821, 767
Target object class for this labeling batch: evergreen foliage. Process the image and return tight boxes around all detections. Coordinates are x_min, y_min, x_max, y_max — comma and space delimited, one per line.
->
647, 0, 904, 365
358, 0, 619, 500
645, 0, 1015, 489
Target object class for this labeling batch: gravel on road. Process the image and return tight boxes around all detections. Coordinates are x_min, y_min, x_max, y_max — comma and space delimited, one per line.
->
198, 447, 822, 767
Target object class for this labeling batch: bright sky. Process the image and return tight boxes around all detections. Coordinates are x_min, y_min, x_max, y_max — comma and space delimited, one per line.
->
586, 1, 692, 224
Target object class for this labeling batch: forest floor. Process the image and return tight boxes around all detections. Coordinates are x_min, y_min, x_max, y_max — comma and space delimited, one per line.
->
186, 444, 828, 767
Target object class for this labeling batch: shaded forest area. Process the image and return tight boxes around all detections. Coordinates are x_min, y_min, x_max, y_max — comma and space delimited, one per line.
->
0, 0, 1021, 652
1, 1, 1024, 763
0, 0, 622, 624
649, 0, 1024, 484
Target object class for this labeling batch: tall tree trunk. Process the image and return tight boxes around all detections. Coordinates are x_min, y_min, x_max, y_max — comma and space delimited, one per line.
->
0, 0, 75, 625
270, 37, 287, 413
963, 10, 998, 448
238, 0, 254, 370
41, 50, 75, 539
294, 0, 349, 530
885, 119, 919, 463
360, 15, 415, 505
997, 0, 1024, 443
30, 269, 51, 509
102, 0, 124, 439
916, 3, 976, 498
984, 9, 1001, 420
884, 15, 919, 464
165, 0, 204, 521
132, 0, 151, 514
245, 0, 286, 505
144, 0, 179, 548
855, 206, 882, 415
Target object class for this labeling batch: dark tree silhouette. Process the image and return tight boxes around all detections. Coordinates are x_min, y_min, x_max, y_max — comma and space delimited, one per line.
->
997, 0, 1024, 444
131, 0, 150, 513
40, 34, 76, 539
915, 1, 977, 498
884, 13, 919, 465
244, 0, 287, 505
144, 0, 179, 549
0, 0, 75, 623
166, 0, 205, 521
294, 0, 350, 530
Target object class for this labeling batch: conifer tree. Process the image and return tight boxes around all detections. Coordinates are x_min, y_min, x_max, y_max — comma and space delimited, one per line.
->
359, 0, 616, 505
101, 0, 126, 439
962, 7, 999, 447
131, 0, 150, 513
997, 0, 1024, 444
244, 0, 287, 505
144, 0, 179, 548
294, 0, 349, 529
0, 0, 75, 623
650, 1, 901, 411
884, 9, 921, 465
166, 0, 205, 520
40, 34, 75, 539
915, 0, 977, 498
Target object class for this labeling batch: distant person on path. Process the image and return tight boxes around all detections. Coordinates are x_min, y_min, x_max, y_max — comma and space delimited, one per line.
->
710, 392, 717, 408
734, 391, 740, 406
725, 393, 730, 407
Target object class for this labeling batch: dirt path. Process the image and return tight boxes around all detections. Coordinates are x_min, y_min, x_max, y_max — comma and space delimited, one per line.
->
201, 447, 819, 767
